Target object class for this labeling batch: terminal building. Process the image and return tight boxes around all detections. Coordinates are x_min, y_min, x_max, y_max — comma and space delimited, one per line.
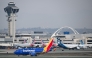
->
0, 26, 92, 47
51, 26, 92, 47
0, 31, 51, 47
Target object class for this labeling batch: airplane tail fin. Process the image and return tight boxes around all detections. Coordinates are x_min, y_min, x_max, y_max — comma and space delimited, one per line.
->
43, 38, 54, 52
32, 39, 35, 44
57, 38, 65, 45
80, 40, 84, 45
57, 38, 67, 48
23, 39, 27, 43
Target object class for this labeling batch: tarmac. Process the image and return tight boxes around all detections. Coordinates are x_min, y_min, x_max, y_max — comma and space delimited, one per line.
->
0, 48, 92, 58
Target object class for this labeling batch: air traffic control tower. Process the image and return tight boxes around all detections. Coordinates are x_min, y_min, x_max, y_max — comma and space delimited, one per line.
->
4, 2, 19, 43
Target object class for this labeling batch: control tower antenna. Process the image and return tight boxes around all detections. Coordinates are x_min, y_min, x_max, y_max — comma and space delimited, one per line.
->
4, 2, 19, 43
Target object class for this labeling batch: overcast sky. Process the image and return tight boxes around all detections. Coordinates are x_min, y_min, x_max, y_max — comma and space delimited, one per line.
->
0, 0, 92, 29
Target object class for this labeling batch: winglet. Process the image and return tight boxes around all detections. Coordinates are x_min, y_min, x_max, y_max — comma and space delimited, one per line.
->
43, 38, 53, 52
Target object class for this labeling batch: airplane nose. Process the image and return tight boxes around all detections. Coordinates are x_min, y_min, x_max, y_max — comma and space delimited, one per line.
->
14, 50, 19, 55
14, 51, 17, 54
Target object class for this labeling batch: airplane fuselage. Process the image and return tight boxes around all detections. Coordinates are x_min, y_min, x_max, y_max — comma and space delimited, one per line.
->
14, 48, 44, 55
58, 44, 78, 49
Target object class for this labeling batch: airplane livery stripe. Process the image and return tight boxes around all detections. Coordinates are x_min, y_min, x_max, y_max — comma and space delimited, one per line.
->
46, 39, 53, 52
43, 38, 53, 52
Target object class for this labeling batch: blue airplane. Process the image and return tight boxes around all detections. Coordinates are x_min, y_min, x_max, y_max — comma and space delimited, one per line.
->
14, 38, 54, 56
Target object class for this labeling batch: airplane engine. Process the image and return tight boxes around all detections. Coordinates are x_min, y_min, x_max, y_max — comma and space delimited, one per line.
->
77, 46, 80, 50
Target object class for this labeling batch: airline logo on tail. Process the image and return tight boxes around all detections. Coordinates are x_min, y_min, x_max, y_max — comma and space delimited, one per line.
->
43, 38, 53, 52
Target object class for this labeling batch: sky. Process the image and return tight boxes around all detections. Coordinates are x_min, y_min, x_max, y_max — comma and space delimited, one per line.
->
0, 0, 92, 29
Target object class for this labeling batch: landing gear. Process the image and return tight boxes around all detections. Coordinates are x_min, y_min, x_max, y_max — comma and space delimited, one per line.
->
35, 54, 37, 56
30, 54, 37, 56
36, 45, 39, 48
72, 48, 74, 50
62, 50, 64, 51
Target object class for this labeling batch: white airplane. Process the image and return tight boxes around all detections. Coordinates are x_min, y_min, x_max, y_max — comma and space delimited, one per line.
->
30, 38, 57, 47
40, 39, 57, 47
13, 39, 48, 48
57, 38, 87, 50
57, 38, 79, 49
13, 39, 35, 48
13, 38, 57, 48
31, 38, 46, 47
78, 40, 87, 49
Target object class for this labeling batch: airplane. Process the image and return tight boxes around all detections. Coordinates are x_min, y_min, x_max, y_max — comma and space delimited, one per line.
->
52, 41, 58, 47
40, 39, 57, 47
13, 39, 35, 48
14, 38, 55, 56
78, 40, 87, 49
57, 38, 80, 50
32, 39, 46, 47
30, 39, 35, 47
40, 39, 46, 47
32, 38, 57, 47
